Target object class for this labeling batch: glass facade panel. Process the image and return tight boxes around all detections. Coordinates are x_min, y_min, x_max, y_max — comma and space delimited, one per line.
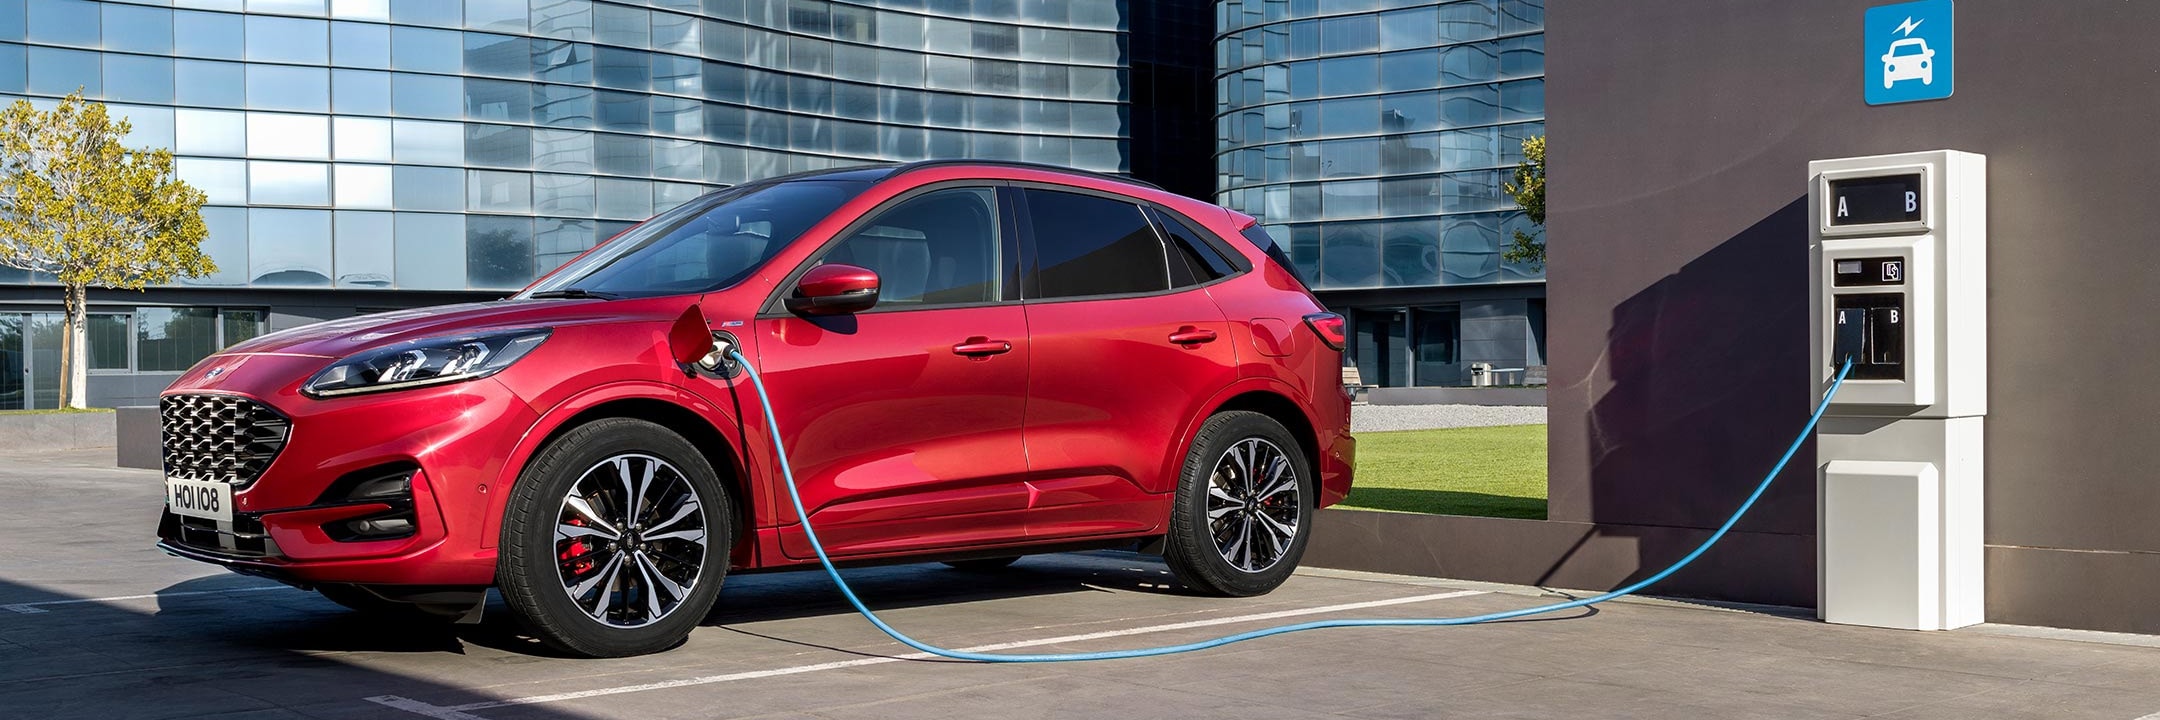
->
246, 15, 329, 64
174, 10, 244, 60
136, 307, 218, 373
333, 210, 395, 287
382, 26, 454, 73
333, 164, 392, 208
330, 68, 391, 114
466, 169, 532, 213
392, 119, 463, 164
248, 208, 333, 285
104, 3, 174, 55
27, 0, 95, 47
190, 206, 250, 286
247, 113, 330, 159
333, 116, 392, 161
27, 46, 99, 95
331, 20, 390, 67
393, 212, 466, 290
245, 65, 331, 112
177, 157, 247, 203
392, 165, 464, 211
465, 215, 533, 289
103, 55, 174, 104
249, 160, 331, 205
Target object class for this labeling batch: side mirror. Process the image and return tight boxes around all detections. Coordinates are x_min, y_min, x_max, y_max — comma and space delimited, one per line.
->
786, 263, 880, 316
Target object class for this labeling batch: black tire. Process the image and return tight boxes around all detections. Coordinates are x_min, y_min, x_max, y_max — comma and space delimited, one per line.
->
941, 556, 1021, 572
1163, 411, 1314, 597
497, 418, 734, 658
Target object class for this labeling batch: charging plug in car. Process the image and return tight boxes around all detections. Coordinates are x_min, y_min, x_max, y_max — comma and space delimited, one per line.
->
696, 331, 741, 377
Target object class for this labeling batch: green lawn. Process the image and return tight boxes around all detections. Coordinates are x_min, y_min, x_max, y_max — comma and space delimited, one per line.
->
1340, 424, 1548, 519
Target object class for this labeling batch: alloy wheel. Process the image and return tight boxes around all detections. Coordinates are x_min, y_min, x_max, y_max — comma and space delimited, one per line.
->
554, 453, 708, 628
1205, 437, 1302, 573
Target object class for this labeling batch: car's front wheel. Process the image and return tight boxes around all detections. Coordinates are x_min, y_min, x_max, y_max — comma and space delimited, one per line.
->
498, 418, 734, 657
1163, 411, 1314, 597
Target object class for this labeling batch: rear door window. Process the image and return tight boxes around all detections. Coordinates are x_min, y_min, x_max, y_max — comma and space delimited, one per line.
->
1021, 188, 1169, 299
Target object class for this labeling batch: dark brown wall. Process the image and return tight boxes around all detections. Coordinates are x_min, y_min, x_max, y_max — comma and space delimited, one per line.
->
1544, 1, 2160, 633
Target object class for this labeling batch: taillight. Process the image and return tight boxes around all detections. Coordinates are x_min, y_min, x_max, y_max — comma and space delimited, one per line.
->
1303, 312, 1345, 351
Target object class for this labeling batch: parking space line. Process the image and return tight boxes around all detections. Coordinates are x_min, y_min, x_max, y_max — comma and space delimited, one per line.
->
367, 588, 1486, 718
1, 585, 292, 614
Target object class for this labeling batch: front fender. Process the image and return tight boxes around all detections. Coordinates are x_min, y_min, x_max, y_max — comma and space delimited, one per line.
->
479, 380, 750, 549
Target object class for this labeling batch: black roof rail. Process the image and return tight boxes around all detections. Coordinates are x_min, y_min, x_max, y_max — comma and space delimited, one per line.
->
891, 159, 1166, 192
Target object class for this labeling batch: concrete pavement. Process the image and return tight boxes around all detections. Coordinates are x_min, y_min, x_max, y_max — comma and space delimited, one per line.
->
3, 447, 2156, 719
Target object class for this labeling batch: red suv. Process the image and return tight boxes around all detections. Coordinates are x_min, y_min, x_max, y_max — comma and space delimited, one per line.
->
156, 161, 1354, 657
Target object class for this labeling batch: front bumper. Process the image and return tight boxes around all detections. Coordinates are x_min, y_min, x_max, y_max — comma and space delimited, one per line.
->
155, 354, 540, 586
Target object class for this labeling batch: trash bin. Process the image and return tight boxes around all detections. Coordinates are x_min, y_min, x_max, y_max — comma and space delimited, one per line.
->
1469, 362, 1493, 387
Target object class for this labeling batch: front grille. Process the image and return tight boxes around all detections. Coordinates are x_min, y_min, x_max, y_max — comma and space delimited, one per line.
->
161, 394, 291, 488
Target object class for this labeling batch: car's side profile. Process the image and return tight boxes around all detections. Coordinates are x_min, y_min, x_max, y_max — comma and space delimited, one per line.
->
155, 161, 1354, 657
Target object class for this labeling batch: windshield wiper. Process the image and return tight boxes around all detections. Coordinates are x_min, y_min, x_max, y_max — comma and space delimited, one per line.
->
527, 288, 624, 300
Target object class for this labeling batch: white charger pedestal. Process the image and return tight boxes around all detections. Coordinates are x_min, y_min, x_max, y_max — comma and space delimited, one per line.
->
1808, 151, 1986, 631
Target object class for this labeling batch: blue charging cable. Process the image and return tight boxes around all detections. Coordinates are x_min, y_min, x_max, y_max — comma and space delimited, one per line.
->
727, 348, 1854, 662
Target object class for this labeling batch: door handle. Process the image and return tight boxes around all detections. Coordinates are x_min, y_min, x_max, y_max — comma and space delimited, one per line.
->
1168, 327, 1219, 345
951, 338, 1013, 357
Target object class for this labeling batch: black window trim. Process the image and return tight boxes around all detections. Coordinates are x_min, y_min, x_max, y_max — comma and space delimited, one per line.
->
755, 179, 1021, 318
1007, 180, 1252, 307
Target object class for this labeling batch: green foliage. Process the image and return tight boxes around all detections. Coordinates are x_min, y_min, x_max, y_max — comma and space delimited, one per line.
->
1501, 135, 1546, 270
1340, 424, 1547, 519
0, 92, 214, 288
0, 92, 214, 407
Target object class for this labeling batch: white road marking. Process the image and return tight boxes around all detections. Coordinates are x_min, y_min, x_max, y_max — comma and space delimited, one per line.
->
2133, 712, 2160, 720
1, 585, 292, 614
368, 588, 1486, 717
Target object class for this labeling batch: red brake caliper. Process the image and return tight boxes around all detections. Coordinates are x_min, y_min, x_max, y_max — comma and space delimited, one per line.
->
560, 518, 594, 575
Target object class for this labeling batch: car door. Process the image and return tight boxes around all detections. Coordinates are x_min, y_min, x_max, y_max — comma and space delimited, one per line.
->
1015, 186, 1242, 539
750, 185, 1035, 559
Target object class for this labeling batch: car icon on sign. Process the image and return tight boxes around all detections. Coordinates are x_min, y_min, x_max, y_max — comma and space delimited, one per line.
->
1882, 38, 1935, 88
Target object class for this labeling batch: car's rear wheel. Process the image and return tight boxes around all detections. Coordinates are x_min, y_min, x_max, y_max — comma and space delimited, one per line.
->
498, 418, 734, 657
1163, 411, 1313, 597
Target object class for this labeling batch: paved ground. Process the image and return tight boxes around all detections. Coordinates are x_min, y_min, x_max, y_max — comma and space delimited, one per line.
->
1351, 404, 1546, 432
5, 447, 2159, 720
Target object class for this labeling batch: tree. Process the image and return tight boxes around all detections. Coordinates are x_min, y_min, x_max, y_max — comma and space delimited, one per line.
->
1501, 135, 1546, 270
0, 93, 213, 408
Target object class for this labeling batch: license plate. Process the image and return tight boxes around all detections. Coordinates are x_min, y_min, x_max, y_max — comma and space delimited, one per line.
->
166, 477, 233, 522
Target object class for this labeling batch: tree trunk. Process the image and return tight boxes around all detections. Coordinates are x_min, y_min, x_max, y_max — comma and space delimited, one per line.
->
62, 284, 89, 410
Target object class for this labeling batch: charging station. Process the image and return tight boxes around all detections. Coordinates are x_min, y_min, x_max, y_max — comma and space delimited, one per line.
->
1808, 150, 1987, 631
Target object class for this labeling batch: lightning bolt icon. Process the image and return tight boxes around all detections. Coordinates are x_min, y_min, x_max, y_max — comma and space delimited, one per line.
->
1895, 16, 1923, 36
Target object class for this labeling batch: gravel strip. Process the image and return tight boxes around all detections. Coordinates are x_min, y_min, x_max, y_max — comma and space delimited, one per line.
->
1351, 404, 1547, 433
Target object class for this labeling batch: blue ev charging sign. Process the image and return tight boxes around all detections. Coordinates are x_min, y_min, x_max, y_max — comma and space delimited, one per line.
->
1865, 0, 1954, 105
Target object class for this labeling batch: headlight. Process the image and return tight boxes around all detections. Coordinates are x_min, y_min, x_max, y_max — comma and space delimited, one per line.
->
303, 329, 551, 398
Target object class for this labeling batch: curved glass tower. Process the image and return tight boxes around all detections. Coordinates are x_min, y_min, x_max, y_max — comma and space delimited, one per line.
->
1214, 0, 1546, 387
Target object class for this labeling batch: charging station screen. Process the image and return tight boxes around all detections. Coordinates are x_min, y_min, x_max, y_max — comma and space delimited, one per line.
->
1828, 174, 1923, 226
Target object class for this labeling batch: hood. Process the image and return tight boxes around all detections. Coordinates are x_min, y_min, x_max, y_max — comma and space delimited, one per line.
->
219, 298, 694, 359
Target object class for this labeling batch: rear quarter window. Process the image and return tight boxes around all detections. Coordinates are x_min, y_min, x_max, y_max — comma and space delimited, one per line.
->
1237, 225, 1311, 288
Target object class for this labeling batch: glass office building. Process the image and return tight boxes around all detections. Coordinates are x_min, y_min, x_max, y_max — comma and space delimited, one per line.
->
1214, 0, 1546, 387
0, 0, 1204, 408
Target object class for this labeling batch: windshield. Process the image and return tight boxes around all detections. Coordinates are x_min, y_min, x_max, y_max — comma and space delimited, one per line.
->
519, 180, 868, 299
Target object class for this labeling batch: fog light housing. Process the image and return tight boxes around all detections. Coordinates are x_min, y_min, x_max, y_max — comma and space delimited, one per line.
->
320, 464, 422, 542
